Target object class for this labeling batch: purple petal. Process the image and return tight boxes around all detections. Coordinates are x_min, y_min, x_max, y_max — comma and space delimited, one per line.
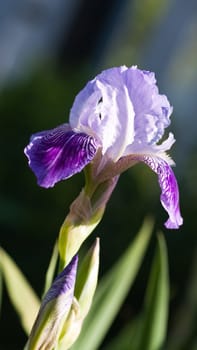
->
24, 124, 98, 188
141, 156, 183, 229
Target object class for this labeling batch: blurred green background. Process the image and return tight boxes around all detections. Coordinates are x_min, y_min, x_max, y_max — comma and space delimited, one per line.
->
0, 0, 197, 349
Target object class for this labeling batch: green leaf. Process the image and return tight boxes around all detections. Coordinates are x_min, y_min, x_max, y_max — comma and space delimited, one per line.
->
43, 241, 58, 296
136, 232, 169, 350
102, 316, 142, 350
71, 217, 154, 350
0, 247, 40, 335
103, 232, 169, 350
0, 268, 2, 314
166, 249, 197, 350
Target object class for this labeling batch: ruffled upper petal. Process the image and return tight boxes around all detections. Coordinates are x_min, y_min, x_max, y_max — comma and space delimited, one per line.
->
24, 124, 98, 188
125, 68, 173, 146
70, 67, 135, 162
69, 66, 173, 163
140, 155, 183, 228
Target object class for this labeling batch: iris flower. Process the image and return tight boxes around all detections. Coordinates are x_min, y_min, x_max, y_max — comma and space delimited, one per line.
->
25, 66, 183, 229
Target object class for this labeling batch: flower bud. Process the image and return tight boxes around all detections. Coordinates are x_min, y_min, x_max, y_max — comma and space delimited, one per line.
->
57, 238, 100, 349
75, 237, 100, 316
25, 255, 78, 350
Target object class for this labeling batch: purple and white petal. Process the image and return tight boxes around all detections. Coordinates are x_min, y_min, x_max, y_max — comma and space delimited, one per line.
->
70, 67, 135, 163
141, 155, 183, 229
70, 66, 173, 163
24, 124, 98, 188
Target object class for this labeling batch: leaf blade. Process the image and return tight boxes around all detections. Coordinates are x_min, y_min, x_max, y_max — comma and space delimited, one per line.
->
71, 217, 154, 350
0, 247, 40, 335
43, 241, 59, 296
137, 232, 169, 350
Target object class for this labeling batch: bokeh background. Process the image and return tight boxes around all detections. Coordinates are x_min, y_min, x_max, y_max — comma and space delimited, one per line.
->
1, 0, 197, 349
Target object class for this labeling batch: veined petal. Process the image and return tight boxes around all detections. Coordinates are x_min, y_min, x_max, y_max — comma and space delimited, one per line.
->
24, 124, 98, 188
137, 155, 183, 229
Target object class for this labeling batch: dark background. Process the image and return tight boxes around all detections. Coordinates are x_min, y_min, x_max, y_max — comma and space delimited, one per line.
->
1, 0, 197, 349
